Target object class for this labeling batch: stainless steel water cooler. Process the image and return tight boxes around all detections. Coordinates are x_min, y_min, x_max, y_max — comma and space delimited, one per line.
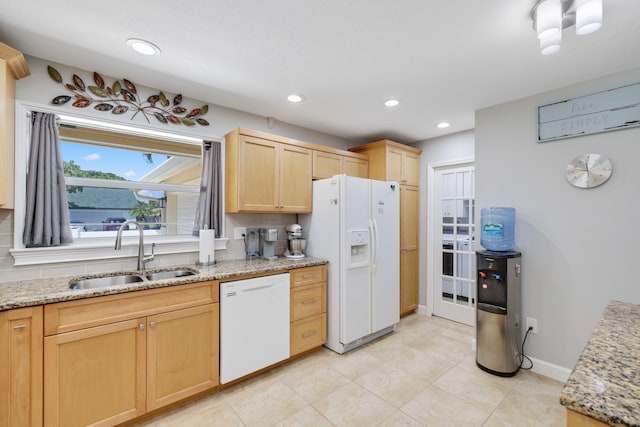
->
476, 250, 521, 376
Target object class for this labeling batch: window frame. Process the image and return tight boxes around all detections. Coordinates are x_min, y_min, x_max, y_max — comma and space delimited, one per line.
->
11, 102, 227, 266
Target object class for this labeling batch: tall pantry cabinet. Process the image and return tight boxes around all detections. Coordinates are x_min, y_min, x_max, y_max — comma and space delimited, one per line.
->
350, 140, 422, 316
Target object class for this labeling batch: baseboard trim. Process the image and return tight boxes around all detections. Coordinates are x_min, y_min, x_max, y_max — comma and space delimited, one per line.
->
528, 357, 572, 383
416, 304, 429, 315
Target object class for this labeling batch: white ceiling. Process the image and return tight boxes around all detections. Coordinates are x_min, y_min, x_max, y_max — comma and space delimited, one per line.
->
1, 0, 639, 144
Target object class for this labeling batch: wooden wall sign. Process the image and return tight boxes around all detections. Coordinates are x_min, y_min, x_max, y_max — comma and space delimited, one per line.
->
538, 82, 640, 142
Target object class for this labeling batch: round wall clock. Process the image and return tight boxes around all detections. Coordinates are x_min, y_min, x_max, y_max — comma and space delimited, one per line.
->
565, 153, 612, 189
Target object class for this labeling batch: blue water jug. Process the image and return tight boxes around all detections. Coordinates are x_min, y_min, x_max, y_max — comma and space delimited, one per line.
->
480, 207, 515, 251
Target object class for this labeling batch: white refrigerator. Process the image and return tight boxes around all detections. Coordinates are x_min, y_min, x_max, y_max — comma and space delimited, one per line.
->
300, 175, 400, 354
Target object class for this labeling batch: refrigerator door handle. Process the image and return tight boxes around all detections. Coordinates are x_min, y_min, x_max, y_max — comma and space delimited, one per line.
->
370, 218, 378, 271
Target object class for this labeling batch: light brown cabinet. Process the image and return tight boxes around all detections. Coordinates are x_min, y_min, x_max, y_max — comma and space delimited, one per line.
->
312, 150, 368, 179
0, 306, 43, 427
350, 140, 422, 316
290, 265, 327, 356
565, 409, 608, 427
225, 128, 312, 213
0, 43, 30, 209
43, 282, 219, 427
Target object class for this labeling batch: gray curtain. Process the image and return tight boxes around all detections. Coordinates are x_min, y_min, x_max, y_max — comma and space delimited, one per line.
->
193, 140, 222, 238
23, 112, 73, 247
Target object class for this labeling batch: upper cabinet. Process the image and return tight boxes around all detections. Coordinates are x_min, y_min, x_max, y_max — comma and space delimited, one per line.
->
225, 128, 312, 213
0, 43, 30, 209
350, 139, 420, 186
312, 150, 368, 180
225, 128, 369, 213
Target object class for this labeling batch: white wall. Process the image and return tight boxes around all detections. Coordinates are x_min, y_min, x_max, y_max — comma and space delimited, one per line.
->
413, 130, 475, 308
475, 67, 640, 371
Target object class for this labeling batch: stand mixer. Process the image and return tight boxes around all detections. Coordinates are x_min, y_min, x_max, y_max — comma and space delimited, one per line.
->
284, 224, 306, 259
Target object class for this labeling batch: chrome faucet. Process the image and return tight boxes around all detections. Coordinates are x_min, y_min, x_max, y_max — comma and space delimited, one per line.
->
114, 220, 155, 270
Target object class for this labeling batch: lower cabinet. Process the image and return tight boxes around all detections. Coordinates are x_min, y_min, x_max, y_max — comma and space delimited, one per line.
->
43, 281, 219, 427
289, 265, 327, 356
0, 306, 43, 427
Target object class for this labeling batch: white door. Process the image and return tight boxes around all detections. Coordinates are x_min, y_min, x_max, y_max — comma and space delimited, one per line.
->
433, 164, 476, 325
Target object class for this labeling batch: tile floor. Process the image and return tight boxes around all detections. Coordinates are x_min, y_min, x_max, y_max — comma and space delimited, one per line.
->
135, 313, 565, 427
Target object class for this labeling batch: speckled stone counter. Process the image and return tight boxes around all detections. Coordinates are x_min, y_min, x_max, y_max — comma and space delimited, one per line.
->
0, 257, 327, 311
560, 301, 640, 427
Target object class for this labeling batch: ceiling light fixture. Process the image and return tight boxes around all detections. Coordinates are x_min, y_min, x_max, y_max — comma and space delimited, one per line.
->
531, 0, 602, 55
437, 122, 451, 129
384, 99, 400, 107
287, 94, 304, 103
126, 38, 161, 56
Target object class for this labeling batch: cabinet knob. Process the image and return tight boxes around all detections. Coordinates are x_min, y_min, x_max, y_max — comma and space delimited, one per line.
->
302, 330, 316, 338
149, 321, 156, 328
302, 298, 317, 305
13, 324, 27, 329
139, 324, 145, 330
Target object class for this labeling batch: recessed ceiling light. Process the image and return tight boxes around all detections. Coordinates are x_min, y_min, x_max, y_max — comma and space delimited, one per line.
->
437, 122, 451, 129
126, 38, 161, 56
287, 94, 304, 103
384, 99, 400, 107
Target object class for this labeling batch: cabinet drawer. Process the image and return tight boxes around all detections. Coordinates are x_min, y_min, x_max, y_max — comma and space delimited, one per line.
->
290, 265, 326, 288
291, 283, 326, 322
290, 314, 326, 356
44, 281, 219, 335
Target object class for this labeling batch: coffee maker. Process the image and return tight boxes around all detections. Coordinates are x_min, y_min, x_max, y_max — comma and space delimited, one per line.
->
260, 228, 278, 261
284, 224, 306, 259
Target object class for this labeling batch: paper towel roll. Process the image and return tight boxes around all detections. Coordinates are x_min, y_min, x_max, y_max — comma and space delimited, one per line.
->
199, 229, 215, 264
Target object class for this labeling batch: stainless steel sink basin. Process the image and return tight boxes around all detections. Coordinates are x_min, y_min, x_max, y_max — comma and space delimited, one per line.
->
144, 269, 196, 281
69, 274, 145, 290
69, 268, 198, 290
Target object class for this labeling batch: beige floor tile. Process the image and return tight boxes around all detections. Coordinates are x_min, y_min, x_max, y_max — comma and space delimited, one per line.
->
324, 346, 385, 380
313, 382, 396, 426
279, 364, 352, 403
224, 376, 308, 427
363, 333, 413, 361
433, 366, 510, 413
456, 353, 522, 390
401, 385, 491, 427
390, 347, 455, 384
134, 395, 243, 427
273, 406, 334, 427
378, 410, 425, 427
355, 361, 428, 408
512, 370, 565, 404
417, 333, 474, 363
491, 388, 565, 427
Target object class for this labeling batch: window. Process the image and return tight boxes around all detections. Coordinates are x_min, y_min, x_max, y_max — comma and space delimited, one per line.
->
59, 125, 201, 241
11, 104, 226, 266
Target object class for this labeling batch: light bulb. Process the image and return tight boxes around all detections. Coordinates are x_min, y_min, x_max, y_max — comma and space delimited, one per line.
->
536, 0, 562, 40
576, 0, 602, 35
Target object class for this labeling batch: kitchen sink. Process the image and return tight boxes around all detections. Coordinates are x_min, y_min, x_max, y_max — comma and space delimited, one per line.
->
69, 268, 198, 290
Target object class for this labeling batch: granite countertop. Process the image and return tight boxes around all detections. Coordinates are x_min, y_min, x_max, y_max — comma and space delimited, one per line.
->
560, 300, 640, 427
0, 257, 327, 311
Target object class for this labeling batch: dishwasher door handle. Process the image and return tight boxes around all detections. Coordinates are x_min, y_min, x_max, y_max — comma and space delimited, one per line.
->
223, 283, 283, 297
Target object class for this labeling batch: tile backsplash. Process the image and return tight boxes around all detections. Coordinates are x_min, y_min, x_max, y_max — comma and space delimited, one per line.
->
0, 209, 298, 282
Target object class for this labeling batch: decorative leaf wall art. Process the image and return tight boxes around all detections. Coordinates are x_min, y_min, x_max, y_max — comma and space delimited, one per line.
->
47, 65, 210, 126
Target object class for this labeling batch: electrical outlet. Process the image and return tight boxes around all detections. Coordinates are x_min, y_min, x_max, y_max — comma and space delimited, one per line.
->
234, 227, 246, 240
526, 317, 538, 334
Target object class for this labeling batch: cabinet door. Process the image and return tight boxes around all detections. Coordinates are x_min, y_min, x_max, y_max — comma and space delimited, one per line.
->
344, 157, 369, 178
278, 144, 312, 213
402, 151, 420, 186
146, 304, 219, 411
401, 249, 419, 315
0, 306, 43, 427
386, 148, 404, 182
44, 318, 146, 427
312, 151, 342, 179
237, 136, 278, 212
400, 185, 419, 251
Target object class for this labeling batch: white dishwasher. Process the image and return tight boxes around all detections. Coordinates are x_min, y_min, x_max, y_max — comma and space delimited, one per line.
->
220, 273, 290, 384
